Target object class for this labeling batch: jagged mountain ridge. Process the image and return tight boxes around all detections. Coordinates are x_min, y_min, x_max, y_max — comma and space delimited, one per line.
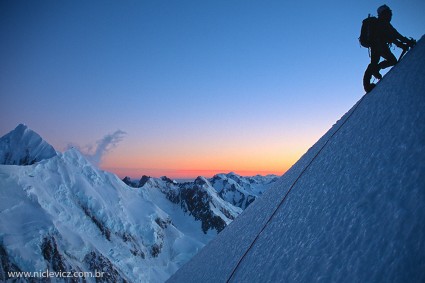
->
124, 172, 278, 212
123, 175, 244, 235
210, 172, 278, 209
0, 125, 277, 282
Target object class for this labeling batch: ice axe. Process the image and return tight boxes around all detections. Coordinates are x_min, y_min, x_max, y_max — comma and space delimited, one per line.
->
398, 38, 416, 62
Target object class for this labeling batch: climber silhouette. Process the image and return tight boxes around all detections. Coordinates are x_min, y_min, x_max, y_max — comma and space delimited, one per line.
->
362, 5, 416, 93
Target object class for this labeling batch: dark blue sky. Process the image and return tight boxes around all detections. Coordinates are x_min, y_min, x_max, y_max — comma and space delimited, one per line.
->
1, 0, 424, 178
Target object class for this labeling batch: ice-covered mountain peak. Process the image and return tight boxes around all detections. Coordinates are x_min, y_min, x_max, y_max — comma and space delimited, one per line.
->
13, 123, 28, 134
0, 123, 57, 165
0, 138, 211, 282
194, 176, 211, 187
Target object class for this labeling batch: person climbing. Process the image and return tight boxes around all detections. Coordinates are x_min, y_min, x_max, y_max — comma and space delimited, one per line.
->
361, 4, 416, 92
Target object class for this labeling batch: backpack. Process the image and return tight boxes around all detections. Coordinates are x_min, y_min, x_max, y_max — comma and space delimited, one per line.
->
359, 15, 378, 48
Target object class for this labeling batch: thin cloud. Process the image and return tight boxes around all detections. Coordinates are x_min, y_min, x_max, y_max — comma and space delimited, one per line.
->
67, 130, 127, 167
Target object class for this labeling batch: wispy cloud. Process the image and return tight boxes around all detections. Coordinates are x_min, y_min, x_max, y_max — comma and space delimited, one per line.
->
68, 130, 127, 167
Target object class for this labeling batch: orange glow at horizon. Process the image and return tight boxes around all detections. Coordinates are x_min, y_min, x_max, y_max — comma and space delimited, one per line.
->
98, 125, 321, 179
102, 166, 287, 180
100, 146, 304, 179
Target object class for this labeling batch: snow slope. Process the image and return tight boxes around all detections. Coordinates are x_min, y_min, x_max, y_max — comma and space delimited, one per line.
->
0, 125, 276, 282
0, 148, 206, 282
168, 36, 425, 283
0, 124, 57, 165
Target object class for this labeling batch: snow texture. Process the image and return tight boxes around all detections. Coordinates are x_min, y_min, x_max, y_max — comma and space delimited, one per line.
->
1, 148, 205, 282
168, 36, 425, 283
0, 125, 276, 282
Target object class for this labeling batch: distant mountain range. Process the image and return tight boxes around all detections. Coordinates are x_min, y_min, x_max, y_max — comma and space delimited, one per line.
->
123, 172, 278, 211
0, 124, 278, 282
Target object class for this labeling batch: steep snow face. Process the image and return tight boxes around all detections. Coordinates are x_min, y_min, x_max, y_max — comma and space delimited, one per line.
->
168, 37, 425, 283
0, 148, 211, 282
0, 124, 57, 165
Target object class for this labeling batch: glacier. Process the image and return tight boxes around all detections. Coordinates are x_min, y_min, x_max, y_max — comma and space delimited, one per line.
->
0, 124, 276, 282
0, 147, 203, 282
168, 36, 425, 282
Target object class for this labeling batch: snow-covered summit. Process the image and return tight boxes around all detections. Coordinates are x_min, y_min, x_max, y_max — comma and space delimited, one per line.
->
168, 36, 425, 283
0, 125, 275, 282
0, 124, 57, 165
0, 144, 211, 282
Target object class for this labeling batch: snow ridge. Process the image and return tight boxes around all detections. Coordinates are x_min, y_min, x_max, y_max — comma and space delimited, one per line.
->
168, 36, 425, 283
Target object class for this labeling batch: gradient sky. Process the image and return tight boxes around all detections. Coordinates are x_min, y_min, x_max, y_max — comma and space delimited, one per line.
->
1, 0, 424, 179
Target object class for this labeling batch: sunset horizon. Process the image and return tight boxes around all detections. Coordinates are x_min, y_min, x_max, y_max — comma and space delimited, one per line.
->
1, 1, 424, 282
101, 166, 286, 180
2, 1, 424, 187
